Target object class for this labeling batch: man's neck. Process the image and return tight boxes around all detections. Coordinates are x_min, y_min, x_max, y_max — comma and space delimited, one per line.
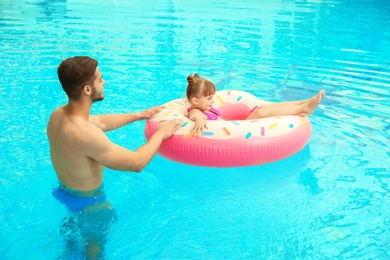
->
66, 99, 92, 120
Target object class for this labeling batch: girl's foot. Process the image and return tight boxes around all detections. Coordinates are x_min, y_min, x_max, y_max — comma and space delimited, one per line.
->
305, 90, 325, 114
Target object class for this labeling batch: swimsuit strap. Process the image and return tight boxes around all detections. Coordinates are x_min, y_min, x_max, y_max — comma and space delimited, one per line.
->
209, 106, 220, 116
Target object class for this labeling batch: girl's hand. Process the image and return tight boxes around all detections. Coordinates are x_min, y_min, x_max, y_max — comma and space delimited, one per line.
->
191, 117, 208, 136
188, 109, 207, 136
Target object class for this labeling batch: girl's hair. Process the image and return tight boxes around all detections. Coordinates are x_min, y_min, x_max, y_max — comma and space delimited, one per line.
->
186, 73, 216, 100
57, 56, 98, 100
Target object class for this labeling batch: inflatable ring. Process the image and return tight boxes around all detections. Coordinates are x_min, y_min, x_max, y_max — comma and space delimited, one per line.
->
144, 90, 312, 167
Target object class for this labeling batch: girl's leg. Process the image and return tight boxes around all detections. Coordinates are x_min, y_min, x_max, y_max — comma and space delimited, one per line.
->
247, 90, 325, 119
259, 99, 306, 110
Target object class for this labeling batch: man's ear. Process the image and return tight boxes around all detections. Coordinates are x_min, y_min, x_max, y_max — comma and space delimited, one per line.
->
83, 84, 92, 96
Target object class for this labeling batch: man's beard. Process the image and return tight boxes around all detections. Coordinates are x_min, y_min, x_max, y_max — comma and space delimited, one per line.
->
91, 85, 104, 103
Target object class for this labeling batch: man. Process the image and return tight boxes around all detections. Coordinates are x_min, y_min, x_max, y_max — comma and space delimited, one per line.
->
47, 56, 183, 192
47, 56, 182, 258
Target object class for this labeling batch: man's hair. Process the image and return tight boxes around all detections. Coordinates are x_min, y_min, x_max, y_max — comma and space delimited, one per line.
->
57, 56, 98, 100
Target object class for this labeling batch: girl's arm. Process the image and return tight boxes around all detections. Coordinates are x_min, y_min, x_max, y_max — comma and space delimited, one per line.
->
188, 109, 207, 136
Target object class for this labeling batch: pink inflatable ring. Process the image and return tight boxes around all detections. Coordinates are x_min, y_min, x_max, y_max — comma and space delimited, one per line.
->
144, 90, 312, 167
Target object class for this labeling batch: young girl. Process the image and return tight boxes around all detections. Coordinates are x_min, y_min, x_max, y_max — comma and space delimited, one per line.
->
186, 73, 325, 136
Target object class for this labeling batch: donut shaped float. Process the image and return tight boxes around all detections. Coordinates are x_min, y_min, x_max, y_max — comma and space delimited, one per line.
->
144, 90, 312, 167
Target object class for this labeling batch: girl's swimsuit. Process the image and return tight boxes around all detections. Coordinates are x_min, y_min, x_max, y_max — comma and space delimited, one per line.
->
187, 107, 220, 120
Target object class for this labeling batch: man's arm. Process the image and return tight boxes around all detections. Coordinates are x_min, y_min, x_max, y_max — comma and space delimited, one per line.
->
84, 118, 182, 172
90, 106, 163, 132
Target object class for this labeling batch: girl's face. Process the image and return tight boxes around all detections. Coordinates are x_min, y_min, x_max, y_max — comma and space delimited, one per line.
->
191, 94, 215, 111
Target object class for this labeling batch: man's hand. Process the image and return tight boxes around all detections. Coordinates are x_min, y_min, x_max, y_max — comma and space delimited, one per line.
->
139, 106, 165, 119
155, 119, 183, 140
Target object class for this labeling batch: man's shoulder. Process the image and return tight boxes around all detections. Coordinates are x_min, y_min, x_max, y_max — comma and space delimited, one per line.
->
57, 119, 105, 153
47, 106, 66, 139
70, 121, 111, 155
49, 105, 66, 120
76, 120, 107, 142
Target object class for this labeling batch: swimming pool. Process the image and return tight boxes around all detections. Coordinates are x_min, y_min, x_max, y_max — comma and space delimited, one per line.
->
1, 0, 389, 258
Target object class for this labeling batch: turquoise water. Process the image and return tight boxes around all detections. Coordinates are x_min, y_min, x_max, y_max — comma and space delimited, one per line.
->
1, 0, 390, 259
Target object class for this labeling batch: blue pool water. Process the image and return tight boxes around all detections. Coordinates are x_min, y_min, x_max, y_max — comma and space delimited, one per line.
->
1, 0, 390, 259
